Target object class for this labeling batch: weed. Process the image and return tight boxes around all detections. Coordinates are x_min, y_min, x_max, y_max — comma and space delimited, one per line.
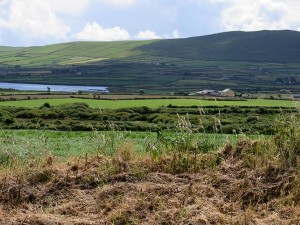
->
274, 114, 300, 167
111, 211, 135, 225
112, 142, 135, 173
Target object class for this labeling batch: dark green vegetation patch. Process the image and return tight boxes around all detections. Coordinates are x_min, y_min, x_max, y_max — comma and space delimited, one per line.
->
0, 102, 297, 135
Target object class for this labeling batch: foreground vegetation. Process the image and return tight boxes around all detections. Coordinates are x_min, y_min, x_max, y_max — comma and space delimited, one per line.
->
1, 114, 300, 224
1, 96, 300, 224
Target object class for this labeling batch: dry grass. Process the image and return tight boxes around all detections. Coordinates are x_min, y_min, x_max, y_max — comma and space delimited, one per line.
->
1, 138, 300, 225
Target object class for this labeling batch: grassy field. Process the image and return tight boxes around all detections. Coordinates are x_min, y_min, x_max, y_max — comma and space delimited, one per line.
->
0, 130, 255, 159
0, 98, 297, 108
1, 118, 300, 224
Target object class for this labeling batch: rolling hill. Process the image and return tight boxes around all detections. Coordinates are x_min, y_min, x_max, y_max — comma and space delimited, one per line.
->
0, 30, 300, 66
138, 30, 300, 63
0, 30, 300, 93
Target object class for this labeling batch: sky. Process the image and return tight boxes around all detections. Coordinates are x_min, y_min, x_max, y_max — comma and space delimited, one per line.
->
0, 0, 300, 46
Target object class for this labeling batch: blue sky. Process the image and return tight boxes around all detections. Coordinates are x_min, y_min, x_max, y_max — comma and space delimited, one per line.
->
0, 0, 299, 46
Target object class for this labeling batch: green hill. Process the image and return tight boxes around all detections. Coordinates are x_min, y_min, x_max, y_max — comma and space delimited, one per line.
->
0, 30, 299, 66
138, 30, 300, 63
0, 40, 156, 66
0, 30, 300, 93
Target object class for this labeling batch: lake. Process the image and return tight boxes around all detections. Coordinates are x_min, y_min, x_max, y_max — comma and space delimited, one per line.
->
0, 82, 108, 92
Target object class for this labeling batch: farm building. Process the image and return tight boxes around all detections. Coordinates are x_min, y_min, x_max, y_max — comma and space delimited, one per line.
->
195, 89, 234, 97
293, 94, 300, 99
221, 89, 235, 97
195, 89, 221, 96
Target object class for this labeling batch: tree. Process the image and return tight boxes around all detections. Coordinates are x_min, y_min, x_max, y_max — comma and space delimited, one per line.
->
138, 89, 145, 95
43, 102, 51, 108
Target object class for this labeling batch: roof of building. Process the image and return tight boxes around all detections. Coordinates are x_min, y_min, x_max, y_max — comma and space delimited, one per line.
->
222, 88, 232, 92
195, 88, 233, 95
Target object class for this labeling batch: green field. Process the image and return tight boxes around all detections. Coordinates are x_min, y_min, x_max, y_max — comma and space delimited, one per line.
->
0, 130, 261, 160
0, 98, 297, 108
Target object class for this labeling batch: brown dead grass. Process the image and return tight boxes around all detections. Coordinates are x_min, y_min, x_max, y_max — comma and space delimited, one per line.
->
1, 142, 300, 225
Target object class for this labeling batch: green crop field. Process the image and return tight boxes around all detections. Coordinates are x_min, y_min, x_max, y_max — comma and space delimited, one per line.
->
0, 98, 297, 108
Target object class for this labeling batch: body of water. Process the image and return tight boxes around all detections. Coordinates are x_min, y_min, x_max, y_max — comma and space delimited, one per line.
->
0, 82, 108, 93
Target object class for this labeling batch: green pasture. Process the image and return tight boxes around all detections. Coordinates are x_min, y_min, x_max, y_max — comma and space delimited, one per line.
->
0, 98, 297, 108
0, 130, 261, 159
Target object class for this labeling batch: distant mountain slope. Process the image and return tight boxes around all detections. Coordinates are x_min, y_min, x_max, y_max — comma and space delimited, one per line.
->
0, 41, 156, 66
136, 30, 300, 63
0, 30, 299, 66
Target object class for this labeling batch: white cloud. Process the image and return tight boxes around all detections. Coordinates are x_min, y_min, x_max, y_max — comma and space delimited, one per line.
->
136, 29, 181, 40
0, 0, 70, 41
136, 30, 160, 39
161, 30, 181, 39
75, 22, 130, 41
209, 0, 300, 31
97, 0, 136, 7
172, 30, 180, 38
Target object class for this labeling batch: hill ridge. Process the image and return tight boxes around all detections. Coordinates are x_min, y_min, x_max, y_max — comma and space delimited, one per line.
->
0, 30, 299, 66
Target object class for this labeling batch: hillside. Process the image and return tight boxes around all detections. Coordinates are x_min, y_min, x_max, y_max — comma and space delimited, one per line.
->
138, 30, 300, 63
0, 30, 300, 93
0, 41, 156, 66
0, 30, 299, 66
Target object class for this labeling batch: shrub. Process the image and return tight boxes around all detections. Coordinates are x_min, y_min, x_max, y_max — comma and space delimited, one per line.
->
245, 116, 259, 123
196, 138, 216, 153
2, 116, 14, 125
256, 107, 268, 114
15, 110, 38, 119
42, 102, 51, 108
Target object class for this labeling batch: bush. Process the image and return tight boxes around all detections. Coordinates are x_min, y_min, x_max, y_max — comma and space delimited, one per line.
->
42, 102, 51, 108
2, 116, 14, 125
245, 116, 259, 123
197, 138, 216, 153
15, 110, 38, 119
256, 107, 268, 114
